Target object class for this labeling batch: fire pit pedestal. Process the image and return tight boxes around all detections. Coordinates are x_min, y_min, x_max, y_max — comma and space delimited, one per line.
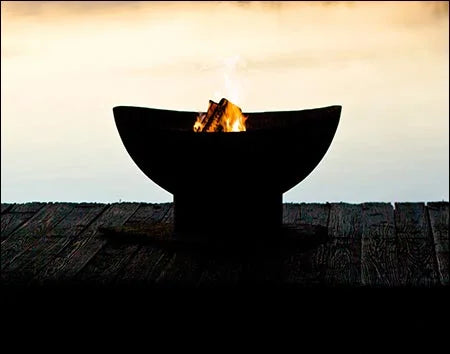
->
174, 191, 282, 235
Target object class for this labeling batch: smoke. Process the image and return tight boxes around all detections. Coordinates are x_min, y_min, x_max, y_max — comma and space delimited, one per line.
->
212, 55, 248, 105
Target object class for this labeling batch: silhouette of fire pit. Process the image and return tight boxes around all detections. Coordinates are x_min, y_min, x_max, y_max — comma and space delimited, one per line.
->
113, 105, 341, 236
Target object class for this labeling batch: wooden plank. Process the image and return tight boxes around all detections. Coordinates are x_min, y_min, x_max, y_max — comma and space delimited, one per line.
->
323, 203, 363, 286
76, 203, 171, 286
115, 246, 173, 286
153, 221, 206, 285
146, 202, 206, 286
299, 203, 330, 227
160, 203, 174, 223
34, 203, 140, 283
154, 250, 203, 286
395, 203, 439, 287
1, 202, 46, 240
427, 202, 449, 286
6, 203, 45, 213
1, 203, 107, 285
124, 203, 171, 227
395, 202, 430, 239
283, 203, 301, 224
1, 203, 75, 270
282, 203, 330, 286
199, 203, 321, 286
1, 203, 14, 214
361, 203, 399, 287
73, 240, 141, 286
243, 203, 331, 286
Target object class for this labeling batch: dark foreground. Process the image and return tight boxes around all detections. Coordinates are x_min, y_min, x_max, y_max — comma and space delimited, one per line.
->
1, 201, 449, 336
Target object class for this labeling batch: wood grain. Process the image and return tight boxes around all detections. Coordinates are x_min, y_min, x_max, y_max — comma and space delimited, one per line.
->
2, 203, 107, 285
324, 203, 363, 286
115, 246, 173, 286
300, 203, 330, 227
149, 203, 205, 286
1, 203, 14, 214
154, 250, 202, 286
77, 203, 171, 285
1, 202, 46, 240
1, 201, 446, 288
1, 203, 75, 269
161, 203, 174, 223
361, 203, 399, 287
4, 203, 45, 213
120, 203, 159, 226
395, 203, 439, 287
34, 203, 140, 283
282, 203, 330, 286
283, 203, 301, 224
111, 203, 173, 286
427, 202, 449, 286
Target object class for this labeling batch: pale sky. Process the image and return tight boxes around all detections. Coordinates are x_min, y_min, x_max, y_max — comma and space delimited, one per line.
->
1, 1, 449, 203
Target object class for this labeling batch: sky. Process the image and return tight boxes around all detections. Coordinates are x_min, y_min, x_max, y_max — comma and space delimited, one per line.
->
1, 1, 449, 203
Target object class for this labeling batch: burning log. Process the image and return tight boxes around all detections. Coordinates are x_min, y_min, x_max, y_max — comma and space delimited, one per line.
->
203, 98, 228, 132
193, 100, 218, 132
193, 98, 247, 132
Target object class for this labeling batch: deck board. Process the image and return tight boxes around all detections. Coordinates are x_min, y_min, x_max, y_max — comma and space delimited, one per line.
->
427, 202, 449, 286
361, 203, 399, 287
117, 246, 173, 286
149, 204, 206, 286
154, 250, 203, 286
1, 202, 46, 241
324, 203, 363, 286
395, 203, 440, 286
1, 203, 107, 285
77, 203, 171, 286
282, 203, 330, 286
33, 203, 140, 283
114, 203, 174, 286
1, 203, 14, 214
1, 203, 75, 270
283, 203, 301, 224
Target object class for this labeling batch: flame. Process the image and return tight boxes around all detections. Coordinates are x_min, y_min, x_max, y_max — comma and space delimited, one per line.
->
193, 98, 247, 133
193, 120, 204, 132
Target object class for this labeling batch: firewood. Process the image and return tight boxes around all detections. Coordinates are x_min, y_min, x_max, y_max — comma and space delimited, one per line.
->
195, 98, 244, 132
203, 98, 229, 132
194, 100, 217, 132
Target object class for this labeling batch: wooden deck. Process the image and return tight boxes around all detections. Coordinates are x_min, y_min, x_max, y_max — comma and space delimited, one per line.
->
1, 201, 448, 288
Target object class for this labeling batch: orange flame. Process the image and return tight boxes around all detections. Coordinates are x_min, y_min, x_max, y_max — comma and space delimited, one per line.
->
193, 98, 247, 132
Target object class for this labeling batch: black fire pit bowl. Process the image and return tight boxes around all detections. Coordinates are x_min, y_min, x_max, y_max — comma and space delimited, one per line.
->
113, 105, 341, 235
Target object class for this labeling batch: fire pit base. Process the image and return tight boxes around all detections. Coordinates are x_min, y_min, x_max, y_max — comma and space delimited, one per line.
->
173, 192, 283, 235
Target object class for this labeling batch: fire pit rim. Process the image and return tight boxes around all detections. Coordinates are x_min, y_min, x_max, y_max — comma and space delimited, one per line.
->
112, 104, 342, 116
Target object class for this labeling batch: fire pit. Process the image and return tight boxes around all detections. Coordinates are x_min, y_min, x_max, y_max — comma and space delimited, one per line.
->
113, 103, 341, 236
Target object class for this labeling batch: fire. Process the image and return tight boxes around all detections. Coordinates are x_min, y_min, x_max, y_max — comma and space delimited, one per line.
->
193, 98, 247, 132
